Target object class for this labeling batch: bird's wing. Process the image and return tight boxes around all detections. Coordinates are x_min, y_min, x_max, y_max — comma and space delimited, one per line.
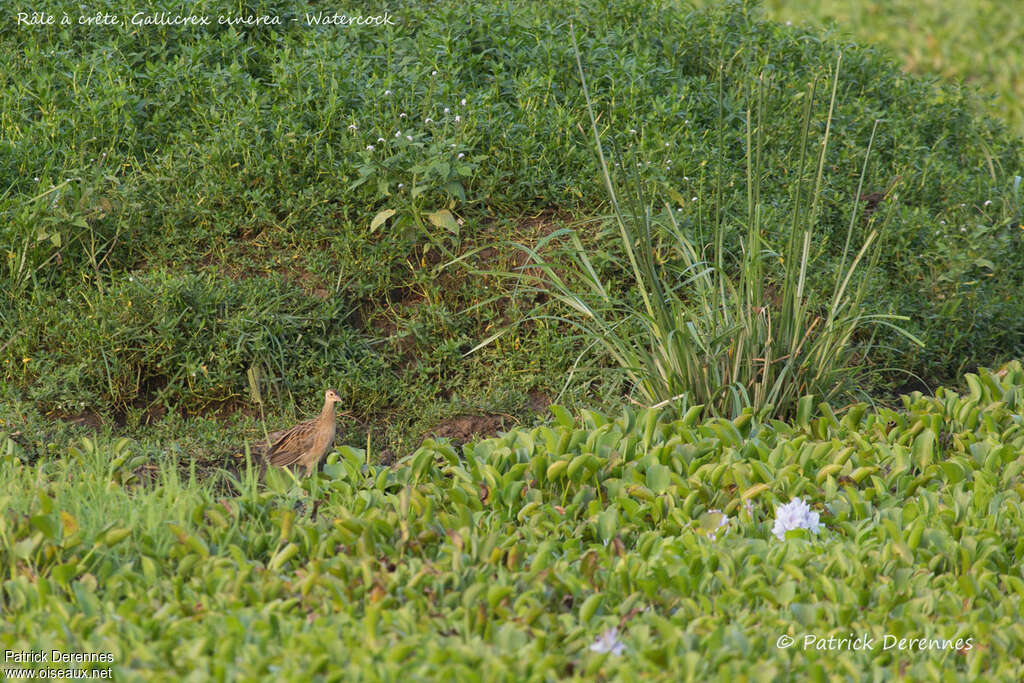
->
266, 419, 317, 467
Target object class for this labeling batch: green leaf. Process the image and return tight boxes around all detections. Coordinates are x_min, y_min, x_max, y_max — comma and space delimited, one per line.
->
597, 508, 618, 544
427, 209, 460, 235
549, 405, 574, 428
370, 208, 396, 232
580, 593, 603, 624
646, 464, 671, 494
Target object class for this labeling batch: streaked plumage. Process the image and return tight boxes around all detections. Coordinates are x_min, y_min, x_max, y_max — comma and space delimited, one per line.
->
261, 389, 343, 477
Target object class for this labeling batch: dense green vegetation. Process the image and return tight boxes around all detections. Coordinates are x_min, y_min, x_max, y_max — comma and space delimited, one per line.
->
3, 363, 1023, 679
2, 0, 1022, 452
756, 0, 1024, 138
2, 0, 1024, 678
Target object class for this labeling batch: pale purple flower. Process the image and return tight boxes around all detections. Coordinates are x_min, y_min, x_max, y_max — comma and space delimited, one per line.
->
589, 628, 625, 655
705, 509, 730, 541
348, 124, 357, 131
454, 115, 461, 122
366, 145, 374, 151
772, 497, 821, 541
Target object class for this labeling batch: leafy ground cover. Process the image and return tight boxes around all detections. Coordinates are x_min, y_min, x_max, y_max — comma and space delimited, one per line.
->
2, 2, 1024, 678
753, 0, 1024, 138
2, 363, 1023, 679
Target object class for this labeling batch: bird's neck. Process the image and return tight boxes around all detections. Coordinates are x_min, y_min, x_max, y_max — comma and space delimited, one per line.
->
321, 401, 336, 421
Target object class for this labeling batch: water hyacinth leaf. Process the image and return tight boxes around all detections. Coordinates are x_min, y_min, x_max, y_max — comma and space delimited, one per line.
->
549, 405, 575, 429
567, 453, 592, 482
912, 429, 936, 469
101, 527, 132, 547
741, 483, 770, 500
546, 459, 569, 482
13, 534, 42, 559
580, 593, 603, 624
51, 562, 78, 587
796, 396, 815, 429
646, 464, 671, 494
597, 507, 618, 544
30, 514, 59, 542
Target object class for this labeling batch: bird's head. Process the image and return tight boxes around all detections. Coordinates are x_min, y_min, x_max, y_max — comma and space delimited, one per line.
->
325, 389, 343, 404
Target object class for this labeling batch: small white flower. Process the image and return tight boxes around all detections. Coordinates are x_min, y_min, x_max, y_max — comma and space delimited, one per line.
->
589, 628, 625, 655
425, 118, 433, 124
461, 98, 467, 106
348, 124, 357, 131
691, 197, 698, 202
665, 142, 670, 147
628, 128, 637, 134
786, 20, 792, 26
377, 138, 385, 143
444, 107, 450, 114
683, 176, 689, 181
366, 145, 375, 151
384, 89, 392, 96
431, 70, 438, 76
406, 135, 412, 141
454, 115, 461, 122
705, 509, 730, 541
457, 153, 465, 159
399, 112, 407, 118
940, 220, 946, 225
34, 177, 40, 182
398, 183, 404, 189
772, 497, 821, 541
960, 227, 967, 233
676, 207, 682, 212
960, 203, 966, 207
395, 131, 401, 137
984, 200, 992, 206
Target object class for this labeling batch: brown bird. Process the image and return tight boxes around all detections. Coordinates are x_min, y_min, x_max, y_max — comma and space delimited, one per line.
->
261, 389, 344, 477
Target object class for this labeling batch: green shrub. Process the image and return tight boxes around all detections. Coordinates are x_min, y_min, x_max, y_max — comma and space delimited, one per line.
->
5, 270, 390, 417
485, 43, 922, 418
2, 0, 1022, 419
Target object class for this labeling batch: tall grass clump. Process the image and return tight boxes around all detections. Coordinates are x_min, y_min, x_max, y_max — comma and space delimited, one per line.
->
489, 38, 921, 419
